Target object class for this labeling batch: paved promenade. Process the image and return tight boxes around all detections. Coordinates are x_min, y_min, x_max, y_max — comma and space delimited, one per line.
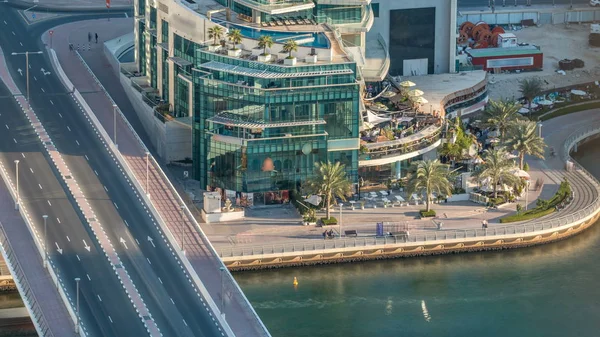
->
46, 19, 269, 337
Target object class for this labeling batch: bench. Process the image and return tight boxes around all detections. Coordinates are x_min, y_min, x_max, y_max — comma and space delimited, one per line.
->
344, 230, 358, 237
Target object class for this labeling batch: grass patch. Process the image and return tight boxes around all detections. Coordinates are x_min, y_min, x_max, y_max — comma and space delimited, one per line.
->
500, 179, 571, 223
539, 101, 600, 121
320, 217, 338, 226
419, 210, 436, 218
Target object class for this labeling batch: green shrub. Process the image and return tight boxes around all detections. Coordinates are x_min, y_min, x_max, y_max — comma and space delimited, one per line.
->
419, 210, 436, 218
516, 204, 523, 214
523, 162, 529, 172
500, 207, 555, 223
321, 217, 338, 226
490, 197, 505, 205
500, 178, 571, 223
540, 101, 600, 121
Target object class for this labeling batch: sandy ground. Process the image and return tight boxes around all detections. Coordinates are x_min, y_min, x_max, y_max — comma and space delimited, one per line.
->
487, 23, 600, 100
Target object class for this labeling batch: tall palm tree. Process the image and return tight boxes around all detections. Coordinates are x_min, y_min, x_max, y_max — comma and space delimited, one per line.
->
519, 77, 544, 114
473, 148, 520, 198
258, 35, 274, 55
282, 39, 298, 59
482, 99, 521, 140
406, 160, 453, 212
227, 29, 242, 50
304, 161, 352, 219
208, 26, 224, 46
504, 120, 546, 169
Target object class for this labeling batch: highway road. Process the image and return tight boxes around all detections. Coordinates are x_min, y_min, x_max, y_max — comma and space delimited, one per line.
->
459, 0, 592, 7
0, 81, 148, 336
0, 6, 223, 337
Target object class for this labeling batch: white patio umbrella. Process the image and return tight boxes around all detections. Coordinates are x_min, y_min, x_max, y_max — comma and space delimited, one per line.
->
411, 96, 429, 104
504, 152, 518, 159
304, 195, 322, 206
395, 195, 405, 202
399, 80, 416, 88
571, 89, 586, 96
407, 89, 424, 97
518, 107, 530, 115
510, 168, 531, 180
538, 99, 554, 106
382, 91, 397, 98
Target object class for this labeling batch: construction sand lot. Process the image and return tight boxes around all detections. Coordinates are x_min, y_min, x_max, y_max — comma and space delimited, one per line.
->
487, 23, 600, 100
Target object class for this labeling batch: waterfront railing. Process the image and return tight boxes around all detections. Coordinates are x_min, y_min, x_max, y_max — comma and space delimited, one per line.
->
219, 122, 600, 258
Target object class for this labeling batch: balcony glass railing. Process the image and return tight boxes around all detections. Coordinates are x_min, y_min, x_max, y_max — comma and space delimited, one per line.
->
359, 126, 441, 161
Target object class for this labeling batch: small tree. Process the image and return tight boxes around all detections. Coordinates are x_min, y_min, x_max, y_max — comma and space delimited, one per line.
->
473, 148, 520, 198
258, 35, 274, 55
406, 160, 453, 212
519, 77, 544, 115
482, 99, 521, 140
208, 26, 224, 46
504, 120, 546, 170
282, 39, 298, 59
227, 29, 242, 50
304, 161, 353, 220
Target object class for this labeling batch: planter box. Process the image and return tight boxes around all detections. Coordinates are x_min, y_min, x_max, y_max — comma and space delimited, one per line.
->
305, 54, 318, 63
258, 54, 272, 62
208, 44, 221, 52
252, 48, 263, 56
227, 49, 242, 57
284, 57, 297, 66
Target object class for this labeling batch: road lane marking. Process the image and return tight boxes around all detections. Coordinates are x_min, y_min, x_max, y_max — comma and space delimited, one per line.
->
75, 140, 80, 146
21, 153, 25, 158
58, 113, 62, 118
56, 217, 61, 223
76, 254, 80, 261
66, 236, 70, 242
50, 100, 54, 105
113, 202, 118, 209
29, 168, 33, 173
146, 258, 151, 265
158, 277, 163, 284
13, 138, 17, 143
108, 315, 113, 323
3, 21, 6, 25
38, 183, 42, 190
86, 274, 91, 281
67, 126, 71, 131
94, 170, 98, 176
83, 240, 91, 252
183, 319, 188, 327
103, 185, 108, 192
11, 31, 15, 35
170, 298, 174, 304
135, 238, 140, 245
97, 294, 102, 302
4, 124, 8, 129
41, 88, 45, 93
124, 13, 128, 18
19, 42, 23, 47
85, 155, 89, 160
124, 220, 129, 227
34, 76, 37, 81
47, 200, 51, 206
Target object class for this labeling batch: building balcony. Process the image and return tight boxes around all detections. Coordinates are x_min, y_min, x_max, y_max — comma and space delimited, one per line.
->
333, 5, 374, 33
361, 32, 389, 82
358, 125, 442, 167
314, 0, 370, 5
232, 0, 315, 15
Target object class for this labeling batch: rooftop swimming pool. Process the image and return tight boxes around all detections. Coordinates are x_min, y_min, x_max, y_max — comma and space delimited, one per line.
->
213, 20, 330, 49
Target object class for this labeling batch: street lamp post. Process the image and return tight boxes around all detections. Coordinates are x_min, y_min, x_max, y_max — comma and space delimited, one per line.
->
74, 277, 81, 333
525, 180, 531, 211
180, 205, 185, 255
14, 160, 19, 210
219, 266, 226, 317
537, 122, 543, 138
11, 51, 43, 102
145, 151, 150, 196
339, 203, 343, 239
112, 104, 118, 148
43, 215, 48, 268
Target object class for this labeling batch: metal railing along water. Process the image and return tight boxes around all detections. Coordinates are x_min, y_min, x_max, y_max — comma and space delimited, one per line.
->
220, 122, 600, 258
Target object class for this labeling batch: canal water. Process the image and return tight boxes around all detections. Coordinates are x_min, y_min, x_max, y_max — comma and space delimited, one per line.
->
234, 139, 600, 337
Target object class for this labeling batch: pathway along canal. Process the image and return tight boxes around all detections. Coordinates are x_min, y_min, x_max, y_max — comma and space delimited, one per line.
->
234, 139, 600, 337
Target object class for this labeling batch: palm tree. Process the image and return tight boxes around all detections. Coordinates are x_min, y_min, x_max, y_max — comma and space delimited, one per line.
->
257, 35, 273, 55
208, 26, 224, 46
227, 29, 242, 50
482, 99, 521, 140
519, 77, 544, 114
282, 39, 298, 59
504, 120, 546, 169
406, 160, 453, 212
304, 161, 353, 220
473, 148, 520, 198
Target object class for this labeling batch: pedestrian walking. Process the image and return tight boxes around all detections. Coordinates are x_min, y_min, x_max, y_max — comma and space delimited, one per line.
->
88, 32, 91, 43
95, 33, 98, 43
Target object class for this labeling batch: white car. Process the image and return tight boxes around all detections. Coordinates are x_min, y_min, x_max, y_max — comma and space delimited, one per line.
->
591, 0, 600, 7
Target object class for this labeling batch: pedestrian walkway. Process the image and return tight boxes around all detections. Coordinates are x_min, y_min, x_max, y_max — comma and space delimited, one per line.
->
45, 19, 270, 337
